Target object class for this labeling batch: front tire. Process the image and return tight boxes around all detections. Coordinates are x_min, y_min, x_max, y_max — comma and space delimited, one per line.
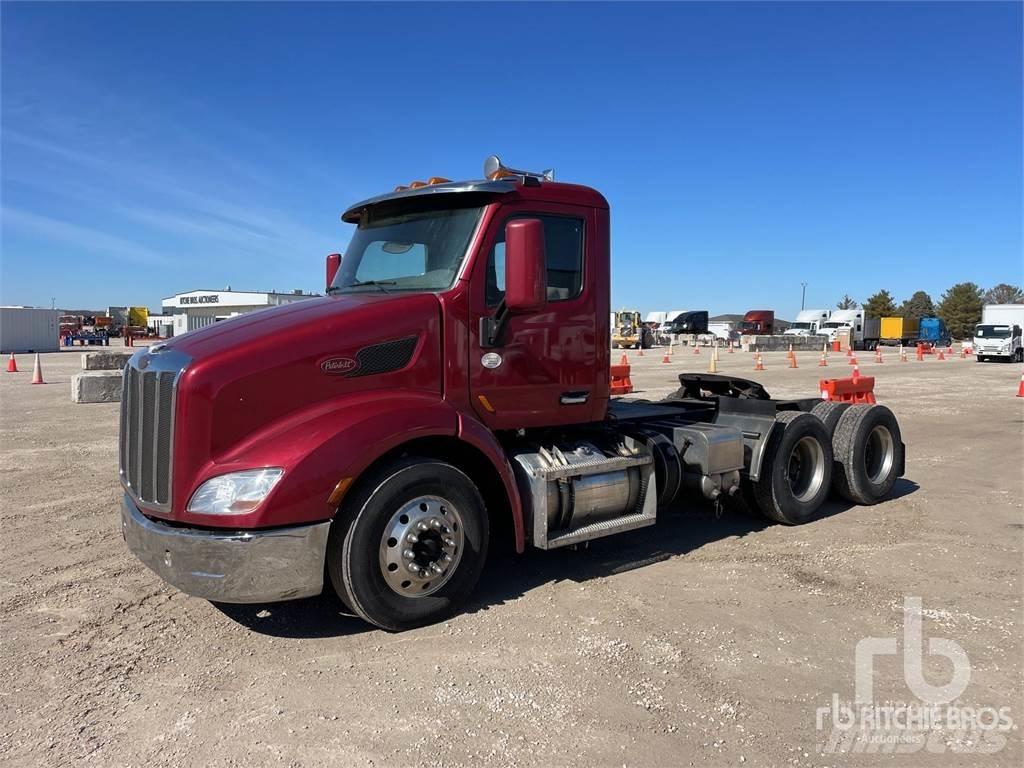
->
753, 412, 833, 525
327, 457, 489, 631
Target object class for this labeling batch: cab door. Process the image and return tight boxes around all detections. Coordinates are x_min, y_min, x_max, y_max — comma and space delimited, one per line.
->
467, 202, 603, 430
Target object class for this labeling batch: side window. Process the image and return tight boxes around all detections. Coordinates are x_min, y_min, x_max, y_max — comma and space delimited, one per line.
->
486, 215, 584, 306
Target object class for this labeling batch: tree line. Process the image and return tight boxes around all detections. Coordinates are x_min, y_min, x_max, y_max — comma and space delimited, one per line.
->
833, 283, 1023, 339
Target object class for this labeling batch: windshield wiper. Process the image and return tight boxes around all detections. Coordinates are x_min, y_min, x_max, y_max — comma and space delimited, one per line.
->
341, 280, 396, 294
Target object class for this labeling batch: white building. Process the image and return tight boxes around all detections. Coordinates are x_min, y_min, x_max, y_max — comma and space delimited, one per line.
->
162, 288, 319, 337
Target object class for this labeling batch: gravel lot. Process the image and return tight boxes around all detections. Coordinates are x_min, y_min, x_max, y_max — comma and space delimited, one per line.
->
2, 343, 1021, 767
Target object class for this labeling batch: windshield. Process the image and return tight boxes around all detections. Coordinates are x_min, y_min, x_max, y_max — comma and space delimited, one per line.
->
790, 322, 814, 330
975, 325, 1011, 339
332, 204, 482, 294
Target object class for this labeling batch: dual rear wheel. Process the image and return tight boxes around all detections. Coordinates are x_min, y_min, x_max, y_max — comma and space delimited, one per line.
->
745, 403, 903, 525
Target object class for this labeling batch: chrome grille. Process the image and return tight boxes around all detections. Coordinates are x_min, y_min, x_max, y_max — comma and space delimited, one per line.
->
120, 348, 189, 510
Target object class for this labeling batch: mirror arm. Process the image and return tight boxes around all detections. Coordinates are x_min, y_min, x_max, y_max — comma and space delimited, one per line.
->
480, 301, 510, 348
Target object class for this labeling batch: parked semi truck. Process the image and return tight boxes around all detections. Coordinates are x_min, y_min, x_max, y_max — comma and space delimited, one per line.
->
818, 309, 865, 346
118, 158, 906, 631
784, 309, 830, 337
974, 304, 1024, 362
738, 310, 774, 335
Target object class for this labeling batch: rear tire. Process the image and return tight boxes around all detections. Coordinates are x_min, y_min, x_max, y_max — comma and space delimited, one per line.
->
831, 405, 903, 505
753, 412, 833, 525
810, 401, 851, 436
327, 457, 489, 631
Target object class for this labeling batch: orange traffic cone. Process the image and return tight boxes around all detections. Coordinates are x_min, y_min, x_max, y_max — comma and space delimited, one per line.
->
916, 344, 924, 361
1017, 371, 1024, 398
707, 349, 719, 373
852, 362, 861, 380
619, 353, 629, 366
31, 353, 44, 384
937, 349, 946, 361
787, 343, 795, 360
846, 347, 853, 358
789, 351, 798, 369
875, 346, 883, 363
819, 350, 828, 367
900, 346, 908, 363
662, 350, 671, 364
959, 346, 966, 359
754, 352, 765, 371
727, 343, 734, 354
6, 353, 17, 373
849, 355, 858, 366
693, 345, 700, 355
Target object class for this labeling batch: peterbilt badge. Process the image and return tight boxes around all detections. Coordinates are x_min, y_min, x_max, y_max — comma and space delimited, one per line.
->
321, 357, 360, 375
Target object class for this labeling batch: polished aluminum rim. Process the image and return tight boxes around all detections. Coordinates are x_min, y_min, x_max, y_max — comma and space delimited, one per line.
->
787, 436, 826, 502
379, 495, 464, 598
864, 425, 895, 484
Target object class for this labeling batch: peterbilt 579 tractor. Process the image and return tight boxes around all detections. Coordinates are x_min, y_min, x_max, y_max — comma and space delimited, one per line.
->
119, 157, 906, 631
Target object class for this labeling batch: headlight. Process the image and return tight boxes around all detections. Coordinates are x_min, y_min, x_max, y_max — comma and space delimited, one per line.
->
187, 468, 284, 515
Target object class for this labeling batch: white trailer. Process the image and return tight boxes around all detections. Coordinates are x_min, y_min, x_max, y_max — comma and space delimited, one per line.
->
784, 309, 831, 337
0, 307, 60, 353
974, 304, 1024, 362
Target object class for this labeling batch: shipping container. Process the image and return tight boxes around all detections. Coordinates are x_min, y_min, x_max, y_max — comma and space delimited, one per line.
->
0, 308, 60, 353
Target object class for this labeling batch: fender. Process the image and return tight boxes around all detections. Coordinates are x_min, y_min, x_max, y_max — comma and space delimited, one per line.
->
456, 412, 526, 554
179, 391, 459, 529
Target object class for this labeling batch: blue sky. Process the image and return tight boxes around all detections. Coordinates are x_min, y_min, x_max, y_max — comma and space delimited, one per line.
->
2, 1, 1021, 319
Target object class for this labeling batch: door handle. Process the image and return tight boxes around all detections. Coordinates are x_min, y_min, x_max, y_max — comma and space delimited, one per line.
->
560, 390, 589, 405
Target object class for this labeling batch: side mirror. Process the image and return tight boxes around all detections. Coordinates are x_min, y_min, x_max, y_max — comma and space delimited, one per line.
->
325, 253, 342, 292
504, 219, 546, 312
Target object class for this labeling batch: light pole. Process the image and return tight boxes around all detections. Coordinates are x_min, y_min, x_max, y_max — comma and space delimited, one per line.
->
800, 282, 807, 311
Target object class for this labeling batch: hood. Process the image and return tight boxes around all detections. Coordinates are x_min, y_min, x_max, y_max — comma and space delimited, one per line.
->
166, 292, 443, 461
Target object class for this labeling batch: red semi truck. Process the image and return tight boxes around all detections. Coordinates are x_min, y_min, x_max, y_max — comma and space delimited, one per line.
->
739, 310, 774, 335
120, 158, 905, 630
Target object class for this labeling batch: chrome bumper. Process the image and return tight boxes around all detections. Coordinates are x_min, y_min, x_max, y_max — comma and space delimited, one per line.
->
121, 494, 330, 603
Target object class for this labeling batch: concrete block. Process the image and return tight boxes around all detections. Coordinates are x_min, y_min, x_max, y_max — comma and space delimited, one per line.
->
72, 371, 123, 403
81, 350, 133, 370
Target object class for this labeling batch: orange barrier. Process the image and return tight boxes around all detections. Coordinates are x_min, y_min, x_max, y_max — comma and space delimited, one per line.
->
610, 363, 633, 395
820, 375, 876, 404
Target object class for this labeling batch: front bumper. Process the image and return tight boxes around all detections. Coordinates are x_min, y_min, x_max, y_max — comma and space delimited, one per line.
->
121, 494, 331, 603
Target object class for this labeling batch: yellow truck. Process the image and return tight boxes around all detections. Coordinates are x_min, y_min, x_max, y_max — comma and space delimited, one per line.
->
612, 310, 654, 349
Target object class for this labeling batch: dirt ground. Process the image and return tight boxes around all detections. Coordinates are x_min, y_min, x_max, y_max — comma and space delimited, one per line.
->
1, 343, 1021, 767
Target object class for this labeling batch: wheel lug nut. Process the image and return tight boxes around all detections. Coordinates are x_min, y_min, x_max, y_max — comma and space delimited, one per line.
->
444, 537, 456, 547
417, 522, 429, 531
403, 549, 415, 560
406, 533, 418, 543
430, 519, 442, 529
430, 563, 443, 574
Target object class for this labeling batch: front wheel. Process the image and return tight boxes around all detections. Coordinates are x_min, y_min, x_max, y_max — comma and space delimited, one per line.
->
327, 457, 489, 631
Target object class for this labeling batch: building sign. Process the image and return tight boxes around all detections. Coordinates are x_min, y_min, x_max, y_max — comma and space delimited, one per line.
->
180, 295, 220, 305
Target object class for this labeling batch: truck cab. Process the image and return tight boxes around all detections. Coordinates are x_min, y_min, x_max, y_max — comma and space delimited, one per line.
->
784, 309, 831, 337
119, 158, 906, 631
818, 309, 865, 346
738, 310, 774, 335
